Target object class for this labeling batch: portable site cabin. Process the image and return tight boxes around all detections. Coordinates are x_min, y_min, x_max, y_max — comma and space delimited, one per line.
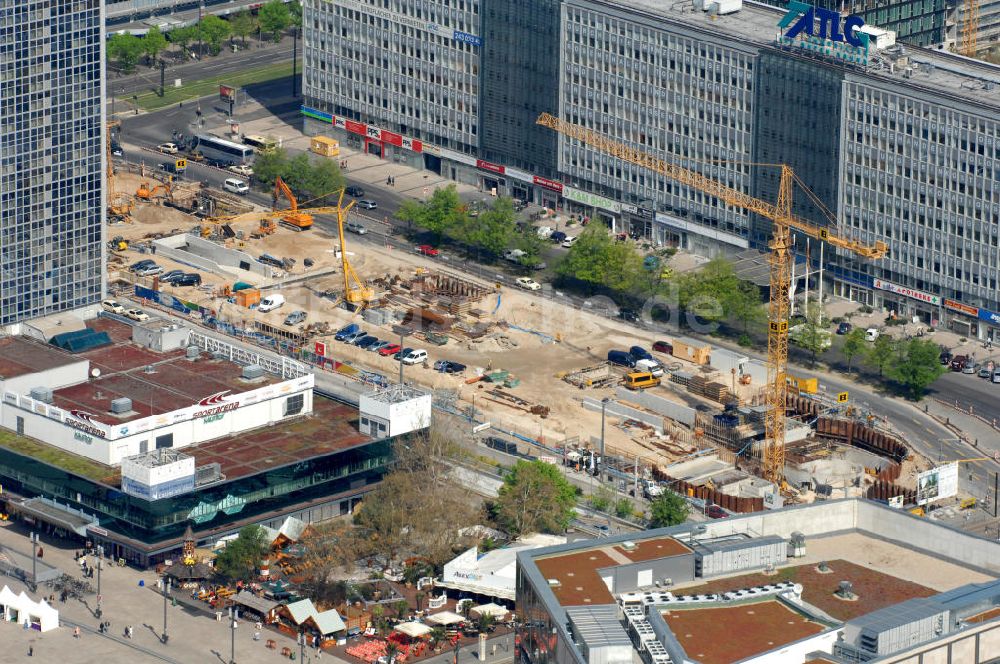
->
310, 136, 341, 157
671, 337, 712, 365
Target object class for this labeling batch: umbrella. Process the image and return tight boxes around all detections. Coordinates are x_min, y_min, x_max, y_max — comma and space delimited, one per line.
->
471, 603, 509, 618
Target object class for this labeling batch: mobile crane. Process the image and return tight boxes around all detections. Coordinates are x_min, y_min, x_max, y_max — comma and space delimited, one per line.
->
537, 112, 888, 484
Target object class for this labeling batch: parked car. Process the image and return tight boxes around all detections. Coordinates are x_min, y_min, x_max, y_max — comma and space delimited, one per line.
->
865, 328, 880, 342
515, 277, 541, 291
346, 222, 367, 235
962, 359, 979, 374
228, 163, 254, 177
156, 142, 179, 154
342, 330, 367, 344
400, 349, 428, 365
223, 178, 250, 195
433, 360, 467, 374
550, 231, 567, 243
335, 323, 360, 341
561, 236, 578, 248
624, 371, 660, 390
171, 273, 202, 287
978, 362, 994, 378
629, 345, 653, 362
607, 350, 636, 368
101, 299, 125, 314
940, 350, 953, 365
160, 269, 185, 283
706, 504, 729, 519
993, 369, 1000, 384
129, 259, 156, 272
634, 358, 664, 377
836, 322, 853, 335
417, 245, 439, 257
283, 310, 307, 326
257, 294, 286, 312
357, 199, 378, 210
379, 343, 402, 356
368, 340, 391, 353
110, 142, 124, 157
618, 308, 639, 323
394, 347, 413, 360
125, 308, 150, 322
346, 185, 365, 197
355, 335, 379, 348
951, 354, 969, 371
652, 340, 673, 355
135, 264, 163, 277
536, 226, 553, 238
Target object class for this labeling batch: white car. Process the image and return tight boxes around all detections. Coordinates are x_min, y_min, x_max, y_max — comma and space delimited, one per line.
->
157, 142, 179, 154
865, 328, 880, 342
536, 226, 553, 238
516, 277, 541, 291
228, 163, 254, 177
125, 308, 150, 322
101, 299, 125, 314
561, 236, 578, 248
346, 222, 367, 235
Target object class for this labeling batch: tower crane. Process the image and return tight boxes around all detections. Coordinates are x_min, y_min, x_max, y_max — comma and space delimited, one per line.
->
536, 112, 888, 484
961, 0, 979, 57
105, 120, 134, 222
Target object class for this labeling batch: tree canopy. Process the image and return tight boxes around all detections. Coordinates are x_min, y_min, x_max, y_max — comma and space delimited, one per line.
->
864, 334, 897, 378
108, 34, 144, 73
168, 25, 198, 53
841, 327, 867, 373
253, 148, 344, 204
494, 460, 577, 535
142, 26, 167, 65
648, 491, 689, 528
396, 185, 467, 243
889, 338, 947, 399
259, 0, 292, 42
230, 10, 258, 46
214, 525, 268, 582
556, 226, 644, 293
198, 15, 232, 55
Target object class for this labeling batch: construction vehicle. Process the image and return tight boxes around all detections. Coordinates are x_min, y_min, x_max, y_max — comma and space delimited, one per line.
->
136, 179, 171, 201
108, 236, 129, 252
537, 112, 888, 485
333, 190, 374, 307
105, 120, 134, 222
272, 176, 314, 231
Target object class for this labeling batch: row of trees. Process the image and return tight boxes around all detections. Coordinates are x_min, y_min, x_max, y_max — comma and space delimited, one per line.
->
253, 148, 345, 205
843, 329, 946, 398
108, 1, 301, 73
397, 187, 548, 267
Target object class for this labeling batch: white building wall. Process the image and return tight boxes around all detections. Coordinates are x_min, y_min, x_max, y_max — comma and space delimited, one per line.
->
0, 361, 90, 395
740, 628, 839, 664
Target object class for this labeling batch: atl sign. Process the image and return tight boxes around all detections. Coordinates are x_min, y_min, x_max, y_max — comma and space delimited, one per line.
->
778, 1, 870, 63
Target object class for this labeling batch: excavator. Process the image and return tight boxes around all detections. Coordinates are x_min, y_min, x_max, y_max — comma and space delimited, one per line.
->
270, 176, 314, 231
135, 178, 172, 202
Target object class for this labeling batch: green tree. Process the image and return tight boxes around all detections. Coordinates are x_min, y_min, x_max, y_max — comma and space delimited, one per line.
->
198, 15, 231, 55
168, 25, 198, 54
253, 147, 288, 187
304, 157, 345, 204
108, 34, 144, 73
511, 230, 547, 270
396, 184, 466, 243
790, 303, 830, 367
556, 226, 643, 293
142, 26, 167, 66
648, 492, 689, 528
889, 338, 947, 399
466, 197, 516, 258
214, 525, 268, 582
279, 152, 314, 196
289, 0, 303, 27
494, 460, 577, 535
676, 258, 739, 327
614, 498, 634, 519
259, 0, 292, 42
588, 486, 614, 513
725, 280, 765, 336
864, 334, 896, 378
230, 10, 258, 47
842, 327, 867, 373
476, 613, 496, 634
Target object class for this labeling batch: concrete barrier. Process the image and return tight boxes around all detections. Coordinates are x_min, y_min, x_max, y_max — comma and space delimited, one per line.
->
615, 387, 696, 426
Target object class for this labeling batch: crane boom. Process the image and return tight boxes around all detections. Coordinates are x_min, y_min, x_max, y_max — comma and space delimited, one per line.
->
536, 112, 887, 484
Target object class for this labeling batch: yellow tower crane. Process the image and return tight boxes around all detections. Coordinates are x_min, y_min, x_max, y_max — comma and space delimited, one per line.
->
332, 191, 374, 306
961, 0, 979, 57
536, 112, 888, 484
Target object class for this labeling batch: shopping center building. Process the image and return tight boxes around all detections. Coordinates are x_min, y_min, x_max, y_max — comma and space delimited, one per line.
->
0, 317, 430, 566
303, 0, 1000, 338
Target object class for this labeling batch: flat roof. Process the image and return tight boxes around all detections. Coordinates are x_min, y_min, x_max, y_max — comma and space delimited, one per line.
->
0, 337, 84, 379
614, 537, 691, 562
580, 0, 1000, 110
535, 549, 620, 606
661, 600, 825, 664
49, 320, 283, 424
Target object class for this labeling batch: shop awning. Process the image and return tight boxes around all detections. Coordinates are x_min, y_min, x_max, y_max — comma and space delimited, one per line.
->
12, 498, 97, 537
471, 603, 509, 618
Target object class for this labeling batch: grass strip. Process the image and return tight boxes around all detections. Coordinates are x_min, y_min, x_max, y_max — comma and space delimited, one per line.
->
135, 60, 297, 111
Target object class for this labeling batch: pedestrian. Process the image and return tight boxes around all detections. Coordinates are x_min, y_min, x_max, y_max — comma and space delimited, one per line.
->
73, 627, 80, 639
27, 646, 33, 657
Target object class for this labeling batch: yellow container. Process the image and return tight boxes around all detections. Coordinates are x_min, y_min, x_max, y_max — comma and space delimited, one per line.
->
310, 136, 340, 157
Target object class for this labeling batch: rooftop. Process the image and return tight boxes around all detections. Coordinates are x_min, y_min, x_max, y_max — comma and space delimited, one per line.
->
613, 536, 691, 563
0, 337, 83, 379
662, 600, 825, 664
583, 0, 1000, 110
535, 548, 620, 606
49, 320, 283, 424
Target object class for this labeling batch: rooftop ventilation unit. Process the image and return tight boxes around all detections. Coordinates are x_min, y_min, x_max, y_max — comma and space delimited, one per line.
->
29, 387, 53, 404
144, 365, 156, 374
621, 541, 637, 551
186, 345, 200, 360
110, 397, 133, 414
242, 364, 265, 380
547, 579, 562, 588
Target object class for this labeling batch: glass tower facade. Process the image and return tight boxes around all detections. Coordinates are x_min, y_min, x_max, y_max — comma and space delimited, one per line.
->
0, 0, 105, 326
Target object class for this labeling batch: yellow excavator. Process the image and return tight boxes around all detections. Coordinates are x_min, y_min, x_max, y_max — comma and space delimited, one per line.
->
271, 176, 314, 231
106, 120, 134, 222
136, 179, 172, 201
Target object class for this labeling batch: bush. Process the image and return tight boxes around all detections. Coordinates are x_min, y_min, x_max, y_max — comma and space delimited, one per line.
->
884, 316, 907, 326
738, 333, 753, 347
859, 305, 874, 314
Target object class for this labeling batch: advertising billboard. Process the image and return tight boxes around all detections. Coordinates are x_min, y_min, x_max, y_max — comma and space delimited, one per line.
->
916, 462, 959, 506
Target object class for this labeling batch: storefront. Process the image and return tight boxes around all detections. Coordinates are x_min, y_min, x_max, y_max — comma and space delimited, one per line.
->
622, 203, 655, 240
871, 278, 941, 325
476, 159, 506, 195
943, 299, 1000, 341
533, 175, 563, 209
562, 186, 620, 229
301, 107, 426, 170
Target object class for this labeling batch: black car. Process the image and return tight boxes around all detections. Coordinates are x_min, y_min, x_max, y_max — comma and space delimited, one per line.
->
171, 273, 202, 287
836, 322, 853, 335
354, 334, 378, 347
110, 142, 124, 157
550, 231, 567, 243
939, 349, 953, 365
433, 360, 467, 374
618, 308, 640, 323
346, 185, 365, 197
129, 259, 156, 272
160, 269, 186, 283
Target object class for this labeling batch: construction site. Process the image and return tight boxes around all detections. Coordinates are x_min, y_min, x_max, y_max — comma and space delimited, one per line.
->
102, 114, 941, 520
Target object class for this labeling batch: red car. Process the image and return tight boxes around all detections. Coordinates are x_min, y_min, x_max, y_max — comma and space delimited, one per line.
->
378, 343, 402, 357
652, 340, 673, 354
706, 504, 729, 519
417, 245, 439, 257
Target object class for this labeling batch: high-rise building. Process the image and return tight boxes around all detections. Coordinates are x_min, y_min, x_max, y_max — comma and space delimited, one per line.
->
0, 0, 105, 326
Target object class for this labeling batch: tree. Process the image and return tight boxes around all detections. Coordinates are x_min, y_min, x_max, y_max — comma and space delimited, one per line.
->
842, 327, 867, 373
476, 613, 496, 634
466, 197, 515, 258
890, 338, 947, 399
725, 280, 765, 337
790, 302, 830, 367
614, 498, 634, 519
230, 10, 258, 47
142, 26, 167, 66
259, 0, 292, 42
648, 492, 689, 528
383, 640, 400, 664
415, 591, 426, 613
254, 147, 288, 187
677, 258, 740, 328
865, 334, 897, 378
511, 230, 547, 270
394, 599, 410, 620
371, 604, 386, 635
214, 525, 268, 582
494, 460, 577, 535
169, 25, 198, 54
304, 157, 345, 204
198, 15, 232, 55
588, 486, 614, 513
556, 226, 643, 293
289, 0, 303, 27
108, 34, 144, 73
396, 185, 466, 244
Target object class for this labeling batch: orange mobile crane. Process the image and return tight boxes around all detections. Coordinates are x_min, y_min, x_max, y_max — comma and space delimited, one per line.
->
271, 176, 314, 231
537, 113, 888, 484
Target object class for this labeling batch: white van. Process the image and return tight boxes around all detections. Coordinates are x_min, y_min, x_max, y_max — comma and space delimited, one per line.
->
400, 348, 428, 365
223, 178, 249, 195
634, 358, 664, 377
258, 294, 286, 312
865, 328, 880, 342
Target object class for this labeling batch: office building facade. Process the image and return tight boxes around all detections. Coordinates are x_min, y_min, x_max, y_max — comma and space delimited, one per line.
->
0, 0, 105, 326
302, 0, 1000, 337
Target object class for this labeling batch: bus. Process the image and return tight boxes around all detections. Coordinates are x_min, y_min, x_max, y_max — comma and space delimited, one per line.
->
242, 134, 278, 153
194, 134, 255, 166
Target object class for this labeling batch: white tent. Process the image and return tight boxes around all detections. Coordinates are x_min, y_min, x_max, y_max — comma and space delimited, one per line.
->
0, 587, 59, 632
394, 621, 433, 638
471, 603, 509, 619
426, 610, 466, 625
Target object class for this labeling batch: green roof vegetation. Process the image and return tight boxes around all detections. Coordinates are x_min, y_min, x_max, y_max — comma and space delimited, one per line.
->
0, 429, 119, 485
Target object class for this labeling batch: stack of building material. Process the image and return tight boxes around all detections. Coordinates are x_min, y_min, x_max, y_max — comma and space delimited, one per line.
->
703, 381, 730, 402
671, 370, 694, 387
688, 374, 708, 396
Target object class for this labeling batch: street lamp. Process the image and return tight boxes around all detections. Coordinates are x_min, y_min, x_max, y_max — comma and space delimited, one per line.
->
29, 532, 39, 591
599, 397, 611, 477
453, 639, 461, 664
161, 578, 171, 644
95, 545, 104, 618
229, 606, 239, 664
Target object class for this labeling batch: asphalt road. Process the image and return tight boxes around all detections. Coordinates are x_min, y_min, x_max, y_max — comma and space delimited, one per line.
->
115, 79, 1000, 504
